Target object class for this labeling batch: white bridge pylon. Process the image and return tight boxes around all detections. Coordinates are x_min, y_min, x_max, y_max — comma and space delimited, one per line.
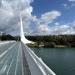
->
20, 14, 33, 44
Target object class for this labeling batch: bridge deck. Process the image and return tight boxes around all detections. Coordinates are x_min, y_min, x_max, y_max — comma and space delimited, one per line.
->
0, 41, 56, 75
22, 45, 31, 75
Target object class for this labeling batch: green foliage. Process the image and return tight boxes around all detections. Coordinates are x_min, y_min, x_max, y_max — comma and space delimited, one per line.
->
26, 35, 75, 48
0, 33, 19, 41
0, 34, 75, 47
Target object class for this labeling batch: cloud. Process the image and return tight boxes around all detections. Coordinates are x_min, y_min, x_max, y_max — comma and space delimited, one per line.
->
0, 0, 33, 35
63, 4, 70, 9
0, 0, 75, 35
68, 0, 75, 8
55, 22, 60, 26
49, 25, 70, 35
69, 0, 75, 2
40, 11, 61, 24
35, 19, 75, 35
44, 21, 75, 35
62, 0, 75, 9
0, 0, 61, 36
35, 11, 61, 34
38, 24, 70, 35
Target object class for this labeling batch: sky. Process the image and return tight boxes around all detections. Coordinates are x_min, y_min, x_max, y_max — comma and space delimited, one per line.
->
0, 0, 75, 35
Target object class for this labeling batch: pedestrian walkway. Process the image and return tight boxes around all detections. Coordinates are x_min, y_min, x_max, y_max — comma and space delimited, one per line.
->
0, 42, 56, 75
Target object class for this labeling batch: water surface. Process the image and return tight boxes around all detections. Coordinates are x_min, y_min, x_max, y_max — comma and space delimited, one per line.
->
32, 48, 75, 75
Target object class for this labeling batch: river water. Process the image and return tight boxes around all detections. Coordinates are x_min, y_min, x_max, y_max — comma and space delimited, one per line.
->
32, 48, 75, 75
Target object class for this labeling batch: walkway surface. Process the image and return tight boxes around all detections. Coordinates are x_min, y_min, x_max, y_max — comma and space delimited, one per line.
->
0, 41, 56, 75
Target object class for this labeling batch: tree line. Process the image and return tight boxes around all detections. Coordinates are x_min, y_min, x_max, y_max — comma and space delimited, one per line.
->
0, 34, 75, 47
26, 35, 75, 48
0, 33, 19, 41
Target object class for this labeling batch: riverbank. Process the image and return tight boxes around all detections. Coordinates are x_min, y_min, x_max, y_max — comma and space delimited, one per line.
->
27, 43, 74, 48
26, 35, 75, 48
